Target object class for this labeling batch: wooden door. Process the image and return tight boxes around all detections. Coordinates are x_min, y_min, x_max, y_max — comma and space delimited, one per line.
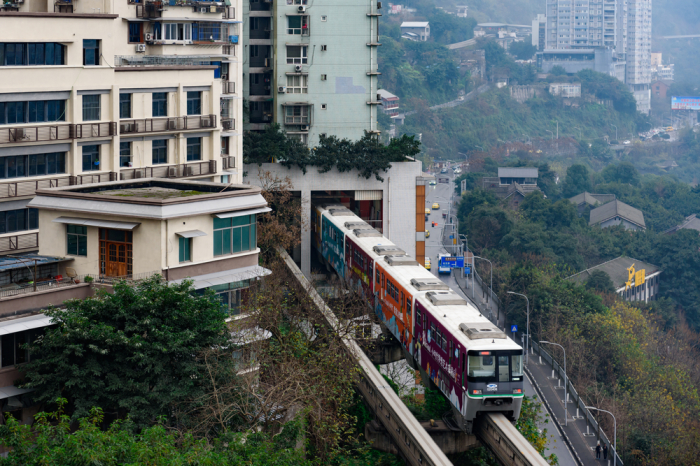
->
105, 242, 128, 277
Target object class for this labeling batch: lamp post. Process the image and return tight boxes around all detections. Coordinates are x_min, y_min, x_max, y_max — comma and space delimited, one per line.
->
546, 130, 554, 140
473, 256, 492, 304
540, 340, 567, 426
507, 291, 529, 364
474, 145, 484, 152
611, 124, 618, 141
587, 406, 617, 466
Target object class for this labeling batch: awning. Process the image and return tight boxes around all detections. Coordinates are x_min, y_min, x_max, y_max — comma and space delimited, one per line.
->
280, 102, 312, 106
214, 207, 271, 219
0, 255, 73, 273
175, 230, 207, 238
0, 314, 54, 336
0, 386, 34, 401
170, 265, 271, 290
52, 217, 141, 230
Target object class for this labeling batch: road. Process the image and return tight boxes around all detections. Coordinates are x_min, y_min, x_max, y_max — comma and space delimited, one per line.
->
422, 172, 579, 466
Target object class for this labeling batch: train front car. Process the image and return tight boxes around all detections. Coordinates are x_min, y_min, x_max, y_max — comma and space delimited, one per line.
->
414, 290, 523, 434
317, 205, 354, 278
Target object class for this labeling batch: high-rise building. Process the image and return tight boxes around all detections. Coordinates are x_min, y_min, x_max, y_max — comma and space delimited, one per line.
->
0, 1, 244, 257
532, 14, 547, 52
542, 0, 651, 114
626, 0, 652, 113
242, 0, 380, 146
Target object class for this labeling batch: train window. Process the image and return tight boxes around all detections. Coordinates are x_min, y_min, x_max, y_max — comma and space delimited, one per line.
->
407, 299, 412, 318
468, 354, 495, 378
376, 269, 380, 284
511, 354, 523, 379
449, 340, 453, 364
422, 311, 426, 329
415, 307, 421, 325
498, 355, 509, 382
461, 352, 465, 372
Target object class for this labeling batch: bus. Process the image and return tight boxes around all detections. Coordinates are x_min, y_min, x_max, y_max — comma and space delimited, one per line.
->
437, 253, 452, 274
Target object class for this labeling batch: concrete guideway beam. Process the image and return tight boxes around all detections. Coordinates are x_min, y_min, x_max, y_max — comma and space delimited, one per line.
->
475, 413, 550, 466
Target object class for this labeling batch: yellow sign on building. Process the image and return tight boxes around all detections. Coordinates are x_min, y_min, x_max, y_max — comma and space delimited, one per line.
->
625, 263, 646, 290
635, 269, 646, 287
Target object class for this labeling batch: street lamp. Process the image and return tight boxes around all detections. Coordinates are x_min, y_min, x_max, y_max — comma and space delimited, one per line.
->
540, 340, 567, 427
474, 145, 484, 152
611, 124, 618, 141
507, 291, 529, 364
587, 406, 617, 466
545, 130, 554, 140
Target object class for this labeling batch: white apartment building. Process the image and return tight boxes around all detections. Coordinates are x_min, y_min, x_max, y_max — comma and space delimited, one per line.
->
0, 0, 243, 257
626, 0, 652, 113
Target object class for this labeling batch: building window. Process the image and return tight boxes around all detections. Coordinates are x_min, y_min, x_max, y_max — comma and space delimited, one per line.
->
0, 100, 66, 125
321, 74, 327, 80
286, 46, 308, 64
0, 208, 38, 234
0, 330, 41, 368
119, 141, 131, 167
82, 145, 100, 172
164, 23, 192, 43
152, 92, 168, 117
186, 137, 202, 161
321, 45, 327, 51
213, 214, 257, 257
119, 93, 132, 119
321, 15, 327, 21
287, 15, 309, 35
0, 43, 65, 66
284, 105, 309, 124
128, 22, 144, 43
321, 103, 327, 110
178, 237, 191, 262
207, 280, 250, 316
187, 91, 202, 115
82, 95, 101, 121
67, 224, 88, 256
286, 74, 308, 94
83, 39, 100, 66
152, 139, 168, 165
0, 153, 65, 179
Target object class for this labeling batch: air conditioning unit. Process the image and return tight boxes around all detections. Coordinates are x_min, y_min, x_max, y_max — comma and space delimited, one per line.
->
295, 64, 303, 72
119, 123, 133, 134
134, 170, 144, 179
168, 167, 177, 178
298, 5, 306, 12
184, 166, 194, 177
278, 86, 286, 93
12, 128, 24, 142
202, 118, 212, 128
301, 125, 310, 131
145, 33, 153, 42
221, 74, 228, 81
167, 120, 177, 131
136, 44, 146, 53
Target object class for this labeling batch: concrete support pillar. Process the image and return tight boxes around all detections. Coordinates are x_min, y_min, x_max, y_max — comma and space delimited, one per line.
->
301, 190, 311, 277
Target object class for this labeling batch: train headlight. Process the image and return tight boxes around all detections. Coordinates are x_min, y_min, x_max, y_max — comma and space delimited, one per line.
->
513, 388, 522, 394
472, 389, 482, 395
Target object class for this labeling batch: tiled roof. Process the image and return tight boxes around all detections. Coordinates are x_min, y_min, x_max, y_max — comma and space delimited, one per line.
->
498, 167, 538, 178
569, 192, 616, 207
665, 214, 700, 234
567, 256, 661, 290
589, 200, 645, 228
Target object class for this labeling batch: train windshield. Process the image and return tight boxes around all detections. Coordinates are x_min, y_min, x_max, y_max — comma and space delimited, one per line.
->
467, 350, 523, 382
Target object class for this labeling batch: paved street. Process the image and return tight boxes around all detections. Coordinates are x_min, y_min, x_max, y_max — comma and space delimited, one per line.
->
423, 172, 579, 466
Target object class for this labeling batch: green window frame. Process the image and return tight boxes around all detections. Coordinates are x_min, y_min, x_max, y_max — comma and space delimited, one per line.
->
179, 237, 191, 263
67, 224, 87, 256
213, 214, 257, 257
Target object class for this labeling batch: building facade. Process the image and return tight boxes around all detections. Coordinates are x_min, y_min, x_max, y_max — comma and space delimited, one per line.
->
242, 0, 380, 147
532, 14, 546, 51
378, 89, 400, 117
567, 256, 661, 303
589, 199, 646, 231
400, 22, 430, 41
0, 1, 244, 260
626, 0, 652, 113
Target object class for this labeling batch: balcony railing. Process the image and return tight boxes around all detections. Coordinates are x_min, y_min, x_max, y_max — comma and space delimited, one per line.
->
119, 160, 217, 180
0, 124, 74, 145
222, 45, 236, 56
0, 175, 72, 200
222, 118, 235, 131
223, 6, 235, 19
0, 232, 38, 255
136, 1, 164, 18
119, 115, 216, 135
222, 81, 236, 94
75, 122, 117, 139
222, 156, 235, 169
73, 172, 118, 185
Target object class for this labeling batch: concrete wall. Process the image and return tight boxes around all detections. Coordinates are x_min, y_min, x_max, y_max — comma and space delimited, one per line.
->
243, 161, 422, 276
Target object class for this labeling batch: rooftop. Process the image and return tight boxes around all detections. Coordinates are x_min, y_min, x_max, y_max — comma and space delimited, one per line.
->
94, 186, 207, 200
665, 214, 700, 234
567, 256, 661, 290
569, 192, 616, 207
589, 200, 645, 228
378, 89, 399, 100
498, 167, 538, 178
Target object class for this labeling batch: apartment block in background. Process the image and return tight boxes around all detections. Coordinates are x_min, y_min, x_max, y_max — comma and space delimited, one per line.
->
242, 0, 380, 146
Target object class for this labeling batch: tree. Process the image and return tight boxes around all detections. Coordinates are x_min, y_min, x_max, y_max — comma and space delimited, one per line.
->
550, 65, 567, 76
509, 39, 537, 61
562, 164, 592, 198
601, 162, 640, 185
22, 276, 232, 427
585, 270, 615, 293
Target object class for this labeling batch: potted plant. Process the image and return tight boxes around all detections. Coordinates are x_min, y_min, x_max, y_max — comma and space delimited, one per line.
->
84, 275, 94, 283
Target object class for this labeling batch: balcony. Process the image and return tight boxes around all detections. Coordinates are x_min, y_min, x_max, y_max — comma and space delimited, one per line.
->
222, 44, 236, 56
75, 122, 117, 139
118, 115, 216, 135
74, 172, 117, 185
0, 176, 72, 200
119, 160, 217, 180
222, 156, 235, 169
0, 232, 38, 255
0, 124, 74, 145
54, 0, 76, 13
136, 1, 165, 19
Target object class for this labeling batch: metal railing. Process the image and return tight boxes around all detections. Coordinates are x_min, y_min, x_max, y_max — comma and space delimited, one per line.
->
118, 115, 216, 135
0, 176, 72, 199
0, 232, 38, 255
222, 156, 235, 169
222, 44, 236, 56
136, 1, 164, 18
0, 124, 75, 145
115, 55, 214, 67
72, 172, 117, 185
75, 122, 117, 139
119, 160, 217, 180
532, 341, 624, 466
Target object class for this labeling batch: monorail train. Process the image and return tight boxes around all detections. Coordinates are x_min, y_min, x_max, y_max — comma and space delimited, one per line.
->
312, 203, 524, 433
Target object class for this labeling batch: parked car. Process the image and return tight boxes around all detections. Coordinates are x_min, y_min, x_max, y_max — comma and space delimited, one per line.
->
425, 229, 430, 238
432, 202, 440, 209
425, 258, 431, 270
429, 180, 437, 186
623, 140, 631, 145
